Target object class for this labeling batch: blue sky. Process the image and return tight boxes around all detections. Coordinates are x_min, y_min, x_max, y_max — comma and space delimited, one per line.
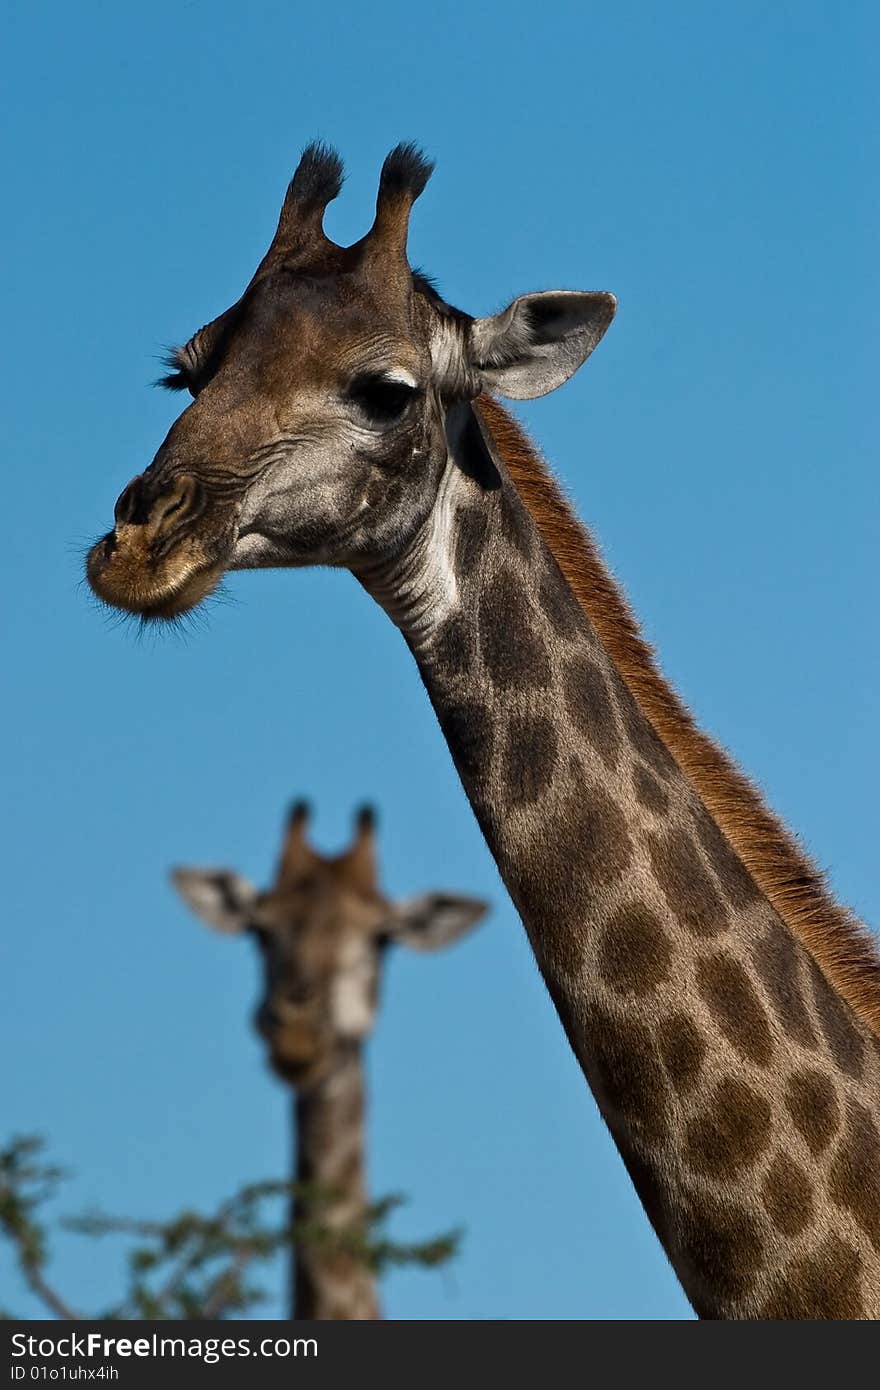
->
3, 2, 876, 1320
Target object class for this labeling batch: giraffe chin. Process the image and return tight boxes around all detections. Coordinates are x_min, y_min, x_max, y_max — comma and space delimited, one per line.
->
86, 535, 225, 622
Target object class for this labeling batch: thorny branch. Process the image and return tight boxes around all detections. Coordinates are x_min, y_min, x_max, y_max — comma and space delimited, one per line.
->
0, 1136, 459, 1320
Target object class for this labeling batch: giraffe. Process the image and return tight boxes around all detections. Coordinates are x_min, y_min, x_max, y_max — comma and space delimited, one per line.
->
86, 143, 880, 1319
172, 798, 486, 1320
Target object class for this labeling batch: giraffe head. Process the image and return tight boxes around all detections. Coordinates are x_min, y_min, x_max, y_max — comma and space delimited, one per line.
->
86, 142, 615, 619
172, 800, 486, 1084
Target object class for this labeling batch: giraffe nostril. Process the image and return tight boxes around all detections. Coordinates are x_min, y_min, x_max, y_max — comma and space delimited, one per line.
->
154, 475, 199, 528
114, 475, 147, 527
113, 474, 199, 532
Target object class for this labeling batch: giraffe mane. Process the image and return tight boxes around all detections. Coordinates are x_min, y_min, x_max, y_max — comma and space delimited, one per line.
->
475, 394, 880, 1038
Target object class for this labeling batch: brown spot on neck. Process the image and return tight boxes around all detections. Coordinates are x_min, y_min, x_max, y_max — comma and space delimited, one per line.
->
597, 904, 673, 997
478, 570, 550, 691
562, 653, 622, 771
829, 1102, 880, 1252
675, 1195, 764, 1311
808, 957, 866, 1080
761, 1153, 813, 1236
696, 952, 774, 1066
656, 1011, 705, 1094
785, 1068, 840, 1154
759, 1235, 864, 1319
684, 1076, 772, 1179
752, 918, 818, 1050
647, 828, 729, 938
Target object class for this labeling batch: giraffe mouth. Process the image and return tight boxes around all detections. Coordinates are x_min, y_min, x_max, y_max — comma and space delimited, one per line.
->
86, 528, 228, 621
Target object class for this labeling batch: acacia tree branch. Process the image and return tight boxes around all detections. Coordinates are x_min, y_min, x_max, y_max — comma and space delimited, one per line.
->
2, 1138, 459, 1320
0, 1136, 79, 1320
198, 1247, 256, 1321
22, 1267, 79, 1321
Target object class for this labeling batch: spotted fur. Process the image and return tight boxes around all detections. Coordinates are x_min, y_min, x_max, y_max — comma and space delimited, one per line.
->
476, 396, 880, 1037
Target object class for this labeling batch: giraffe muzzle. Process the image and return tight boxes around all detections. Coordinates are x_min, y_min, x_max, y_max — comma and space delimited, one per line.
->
86, 472, 230, 620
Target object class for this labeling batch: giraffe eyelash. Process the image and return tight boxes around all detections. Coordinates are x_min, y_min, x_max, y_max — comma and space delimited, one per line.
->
156, 318, 230, 395
157, 345, 195, 393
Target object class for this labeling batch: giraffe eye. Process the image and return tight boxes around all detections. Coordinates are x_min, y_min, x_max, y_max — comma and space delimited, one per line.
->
158, 342, 204, 397
159, 355, 192, 394
348, 375, 419, 426
158, 319, 229, 398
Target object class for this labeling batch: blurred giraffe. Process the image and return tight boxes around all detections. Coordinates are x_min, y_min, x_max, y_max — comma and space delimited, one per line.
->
172, 800, 486, 1320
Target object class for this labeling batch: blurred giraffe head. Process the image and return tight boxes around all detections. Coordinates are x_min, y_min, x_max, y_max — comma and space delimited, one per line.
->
172, 801, 486, 1085
86, 141, 615, 618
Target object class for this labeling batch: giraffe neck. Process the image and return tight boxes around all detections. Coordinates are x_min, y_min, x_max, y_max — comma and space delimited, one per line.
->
291, 1044, 380, 1320
359, 409, 880, 1319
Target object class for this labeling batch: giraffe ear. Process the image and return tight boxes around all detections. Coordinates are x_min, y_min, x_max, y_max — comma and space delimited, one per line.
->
388, 892, 488, 952
469, 290, 616, 400
170, 867, 258, 934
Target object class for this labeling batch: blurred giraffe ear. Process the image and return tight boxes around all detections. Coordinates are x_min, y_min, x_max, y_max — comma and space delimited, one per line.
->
170, 867, 258, 934
469, 290, 616, 399
388, 892, 488, 952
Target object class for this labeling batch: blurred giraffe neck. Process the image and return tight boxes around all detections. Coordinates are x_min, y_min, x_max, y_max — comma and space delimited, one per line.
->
292, 1046, 379, 1320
